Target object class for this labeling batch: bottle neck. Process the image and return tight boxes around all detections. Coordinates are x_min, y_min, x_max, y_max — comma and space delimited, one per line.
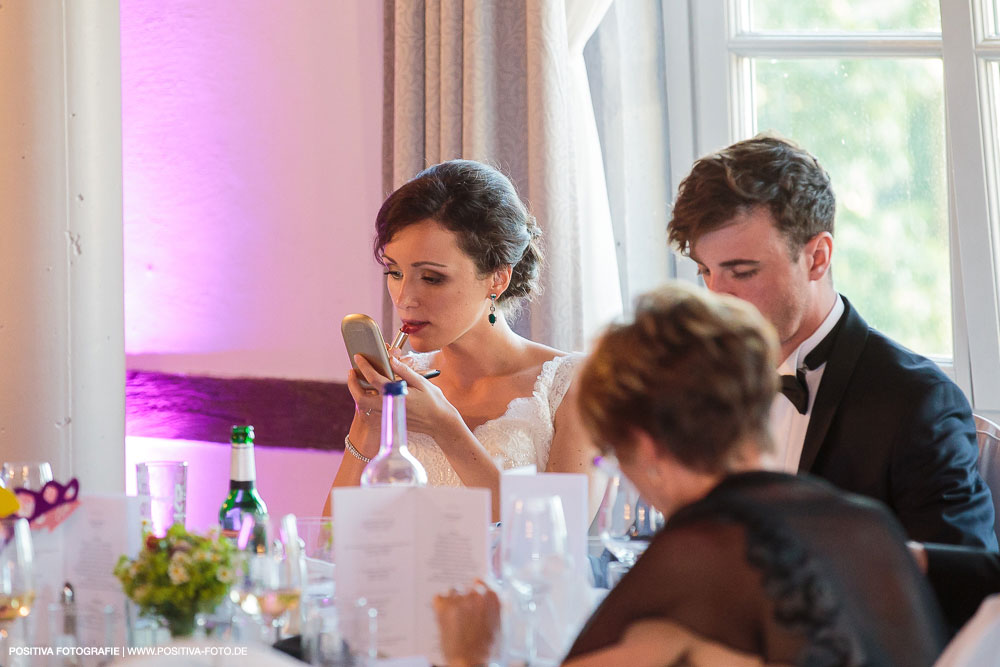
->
379, 392, 409, 456
229, 443, 257, 483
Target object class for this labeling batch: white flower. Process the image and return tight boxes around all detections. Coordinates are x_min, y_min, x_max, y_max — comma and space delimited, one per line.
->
216, 565, 234, 584
168, 559, 190, 584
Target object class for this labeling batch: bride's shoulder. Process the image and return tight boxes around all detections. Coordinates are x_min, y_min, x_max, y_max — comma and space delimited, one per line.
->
521, 345, 586, 392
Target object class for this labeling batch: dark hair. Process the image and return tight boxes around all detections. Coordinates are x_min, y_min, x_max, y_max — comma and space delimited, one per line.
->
668, 135, 836, 257
578, 283, 777, 473
374, 160, 543, 309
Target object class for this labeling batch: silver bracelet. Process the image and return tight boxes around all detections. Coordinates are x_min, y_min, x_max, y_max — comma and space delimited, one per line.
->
344, 434, 372, 463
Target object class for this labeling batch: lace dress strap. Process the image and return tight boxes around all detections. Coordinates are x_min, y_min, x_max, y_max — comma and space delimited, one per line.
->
536, 353, 585, 418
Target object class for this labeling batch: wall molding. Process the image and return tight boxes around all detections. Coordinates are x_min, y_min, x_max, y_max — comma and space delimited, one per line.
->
126, 370, 354, 451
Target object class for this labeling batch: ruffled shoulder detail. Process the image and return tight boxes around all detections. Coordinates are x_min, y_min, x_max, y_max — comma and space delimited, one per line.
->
534, 353, 585, 417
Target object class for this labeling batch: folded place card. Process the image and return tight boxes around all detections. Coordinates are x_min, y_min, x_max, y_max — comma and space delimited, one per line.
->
332, 486, 490, 665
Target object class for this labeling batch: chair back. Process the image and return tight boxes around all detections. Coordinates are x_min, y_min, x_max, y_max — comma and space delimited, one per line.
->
934, 594, 1000, 667
972, 414, 1000, 544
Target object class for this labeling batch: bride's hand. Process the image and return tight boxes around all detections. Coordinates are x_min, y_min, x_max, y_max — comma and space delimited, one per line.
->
388, 357, 463, 434
347, 355, 390, 428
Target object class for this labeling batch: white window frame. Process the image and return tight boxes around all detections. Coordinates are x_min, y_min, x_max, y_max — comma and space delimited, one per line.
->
665, 0, 1000, 414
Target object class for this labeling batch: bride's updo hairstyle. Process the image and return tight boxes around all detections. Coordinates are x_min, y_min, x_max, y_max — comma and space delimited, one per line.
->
374, 160, 543, 312
578, 283, 778, 474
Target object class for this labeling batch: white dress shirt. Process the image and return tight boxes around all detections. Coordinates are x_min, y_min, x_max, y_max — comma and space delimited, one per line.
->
769, 295, 845, 472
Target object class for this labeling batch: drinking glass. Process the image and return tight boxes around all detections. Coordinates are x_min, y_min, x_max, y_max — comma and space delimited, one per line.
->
231, 515, 305, 644
136, 461, 187, 538
0, 518, 34, 656
297, 517, 335, 603
502, 496, 572, 664
597, 470, 664, 572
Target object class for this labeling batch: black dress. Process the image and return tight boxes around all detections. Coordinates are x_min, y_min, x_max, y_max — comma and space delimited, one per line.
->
566, 471, 947, 666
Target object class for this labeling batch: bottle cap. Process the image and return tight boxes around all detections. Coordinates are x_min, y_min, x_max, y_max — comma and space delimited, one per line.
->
383, 380, 408, 396
231, 425, 255, 444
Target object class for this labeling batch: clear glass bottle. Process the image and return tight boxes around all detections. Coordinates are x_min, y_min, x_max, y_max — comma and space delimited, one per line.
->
219, 425, 269, 542
360, 381, 428, 486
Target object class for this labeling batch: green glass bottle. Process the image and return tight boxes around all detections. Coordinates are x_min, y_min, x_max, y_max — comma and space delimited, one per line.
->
219, 425, 268, 543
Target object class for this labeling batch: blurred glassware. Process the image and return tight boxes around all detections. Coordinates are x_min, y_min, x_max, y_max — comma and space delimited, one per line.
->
597, 466, 664, 570
0, 517, 34, 657
303, 595, 350, 666
135, 461, 187, 538
231, 514, 305, 644
2, 461, 53, 507
296, 517, 335, 604
502, 495, 572, 664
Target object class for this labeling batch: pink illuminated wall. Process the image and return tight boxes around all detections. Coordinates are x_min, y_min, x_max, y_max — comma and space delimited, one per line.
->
122, 1, 385, 381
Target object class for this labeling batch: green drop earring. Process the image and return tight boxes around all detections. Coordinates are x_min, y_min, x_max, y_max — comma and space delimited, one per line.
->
488, 294, 497, 326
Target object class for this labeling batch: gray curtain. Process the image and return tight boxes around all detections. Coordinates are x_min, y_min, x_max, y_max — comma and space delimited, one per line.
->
382, 0, 622, 351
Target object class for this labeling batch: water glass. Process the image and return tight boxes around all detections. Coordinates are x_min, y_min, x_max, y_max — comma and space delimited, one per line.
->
303, 596, 349, 666
297, 517, 335, 602
502, 496, 571, 664
136, 461, 187, 538
597, 471, 663, 569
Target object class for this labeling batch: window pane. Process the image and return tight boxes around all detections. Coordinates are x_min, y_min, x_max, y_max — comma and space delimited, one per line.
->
751, 58, 951, 358
988, 60, 1000, 235
748, 1, 940, 33
986, 0, 1000, 39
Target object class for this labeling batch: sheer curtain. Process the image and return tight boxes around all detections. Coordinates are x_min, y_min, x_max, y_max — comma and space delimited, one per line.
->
584, 0, 677, 313
382, 0, 622, 351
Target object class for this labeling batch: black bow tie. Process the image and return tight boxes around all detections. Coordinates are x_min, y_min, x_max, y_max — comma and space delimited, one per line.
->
778, 314, 843, 415
780, 370, 809, 414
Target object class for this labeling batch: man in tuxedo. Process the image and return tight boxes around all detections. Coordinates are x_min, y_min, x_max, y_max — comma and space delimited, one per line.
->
667, 135, 997, 549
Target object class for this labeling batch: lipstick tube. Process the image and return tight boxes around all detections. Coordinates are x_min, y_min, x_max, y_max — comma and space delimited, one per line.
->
389, 329, 409, 352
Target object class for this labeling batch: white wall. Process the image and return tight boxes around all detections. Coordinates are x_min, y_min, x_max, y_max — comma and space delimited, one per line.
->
121, 1, 386, 382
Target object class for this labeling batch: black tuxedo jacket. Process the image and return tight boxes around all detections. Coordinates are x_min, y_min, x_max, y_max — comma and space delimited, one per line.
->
799, 296, 997, 549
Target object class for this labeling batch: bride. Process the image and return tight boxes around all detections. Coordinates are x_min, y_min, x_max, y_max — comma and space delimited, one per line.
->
329, 160, 602, 519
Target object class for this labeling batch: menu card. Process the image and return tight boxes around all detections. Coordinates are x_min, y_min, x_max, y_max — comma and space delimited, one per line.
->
27, 493, 141, 660
332, 486, 490, 665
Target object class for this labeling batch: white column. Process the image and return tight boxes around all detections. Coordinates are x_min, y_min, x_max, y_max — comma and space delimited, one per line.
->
0, 0, 125, 492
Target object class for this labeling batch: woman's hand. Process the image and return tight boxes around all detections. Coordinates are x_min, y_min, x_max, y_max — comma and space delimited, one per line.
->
347, 354, 390, 428
388, 357, 462, 434
432, 580, 500, 667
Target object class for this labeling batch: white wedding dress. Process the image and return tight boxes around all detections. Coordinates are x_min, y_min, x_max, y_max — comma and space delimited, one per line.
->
404, 352, 584, 486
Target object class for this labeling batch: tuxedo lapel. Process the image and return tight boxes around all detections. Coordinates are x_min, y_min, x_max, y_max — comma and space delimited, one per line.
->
798, 296, 869, 472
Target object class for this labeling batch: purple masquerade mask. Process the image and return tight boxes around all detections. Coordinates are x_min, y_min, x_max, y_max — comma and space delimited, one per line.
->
13, 478, 81, 530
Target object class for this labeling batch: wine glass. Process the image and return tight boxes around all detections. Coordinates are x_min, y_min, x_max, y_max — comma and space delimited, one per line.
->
502, 496, 572, 664
597, 469, 664, 574
2, 462, 54, 491
231, 515, 305, 644
0, 518, 34, 655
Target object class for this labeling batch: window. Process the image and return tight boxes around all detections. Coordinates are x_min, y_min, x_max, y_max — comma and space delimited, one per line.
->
671, 1, 1000, 411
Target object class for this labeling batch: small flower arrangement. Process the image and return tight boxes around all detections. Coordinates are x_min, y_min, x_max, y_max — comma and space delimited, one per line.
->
114, 523, 235, 637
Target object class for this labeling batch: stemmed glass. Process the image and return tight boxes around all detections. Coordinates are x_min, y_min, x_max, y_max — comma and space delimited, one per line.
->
0, 518, 34, 655
2, 462, 54, 491
502, 496, 572, 664
597, 467, 664, 576
2, 462, 53, 519
231, 515, 305, 644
